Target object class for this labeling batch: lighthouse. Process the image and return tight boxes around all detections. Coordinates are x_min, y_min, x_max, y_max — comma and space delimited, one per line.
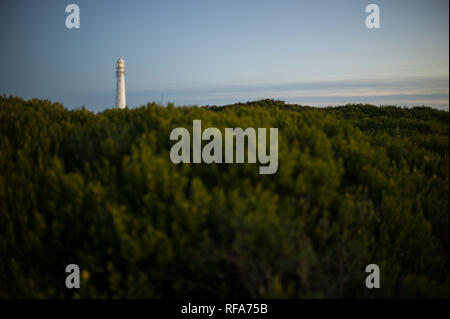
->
115, 57, 126, 109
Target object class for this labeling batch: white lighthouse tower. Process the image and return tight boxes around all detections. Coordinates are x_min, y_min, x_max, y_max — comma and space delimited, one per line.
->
115, 57, 126, 109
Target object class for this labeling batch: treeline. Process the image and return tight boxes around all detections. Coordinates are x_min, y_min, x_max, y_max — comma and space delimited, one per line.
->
0, 96, 448, 298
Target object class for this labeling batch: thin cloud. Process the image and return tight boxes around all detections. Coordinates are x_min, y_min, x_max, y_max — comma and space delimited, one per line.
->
128, 75, 449, 109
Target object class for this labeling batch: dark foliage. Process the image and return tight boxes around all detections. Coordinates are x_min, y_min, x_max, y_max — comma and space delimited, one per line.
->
0, 96, 448, 298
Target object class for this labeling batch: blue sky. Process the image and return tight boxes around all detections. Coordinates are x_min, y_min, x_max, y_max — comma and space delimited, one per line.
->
0, 0, 448, 111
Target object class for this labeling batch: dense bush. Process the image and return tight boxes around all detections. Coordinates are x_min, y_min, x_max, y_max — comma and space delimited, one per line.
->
0, 96, 448, 298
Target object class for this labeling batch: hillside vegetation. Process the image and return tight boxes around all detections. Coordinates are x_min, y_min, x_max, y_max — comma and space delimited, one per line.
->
0, 96, 448, 298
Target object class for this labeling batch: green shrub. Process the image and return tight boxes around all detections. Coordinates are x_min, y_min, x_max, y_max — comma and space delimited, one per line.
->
0, 96, 448, 298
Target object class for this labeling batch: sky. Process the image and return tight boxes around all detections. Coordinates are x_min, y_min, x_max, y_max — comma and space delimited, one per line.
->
0, 0, 448, 112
